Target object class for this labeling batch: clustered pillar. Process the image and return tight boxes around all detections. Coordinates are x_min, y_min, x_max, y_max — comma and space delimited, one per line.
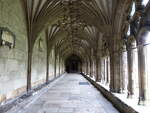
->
120, 41, 127, 93
83, 29, 150, 105
137, 31, 150, 105
127, 35, 136, 97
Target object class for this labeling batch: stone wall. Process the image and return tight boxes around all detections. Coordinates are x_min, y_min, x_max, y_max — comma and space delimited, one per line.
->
0, 0, 27, 102
0, 0, 63, 103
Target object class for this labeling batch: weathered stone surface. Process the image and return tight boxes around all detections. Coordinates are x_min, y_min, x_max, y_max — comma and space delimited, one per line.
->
5, 74, 119, 113
83, 74, 138, 113
0, 0, 60, 103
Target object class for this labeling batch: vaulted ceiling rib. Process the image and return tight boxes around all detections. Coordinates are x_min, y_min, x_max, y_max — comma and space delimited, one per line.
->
22, 0, 131, 59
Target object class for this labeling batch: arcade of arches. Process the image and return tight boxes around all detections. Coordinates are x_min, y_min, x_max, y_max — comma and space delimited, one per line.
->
0, 0, 150, 113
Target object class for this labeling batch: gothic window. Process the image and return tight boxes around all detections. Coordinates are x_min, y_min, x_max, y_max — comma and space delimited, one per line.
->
0, 27, 15, 49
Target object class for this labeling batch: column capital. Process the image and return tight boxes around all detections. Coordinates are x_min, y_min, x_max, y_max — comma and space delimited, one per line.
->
118, 39, 127, 52
127, 35, 137, 49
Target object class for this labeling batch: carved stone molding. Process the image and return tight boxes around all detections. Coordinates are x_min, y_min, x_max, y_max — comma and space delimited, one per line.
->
0, 27, 16, 49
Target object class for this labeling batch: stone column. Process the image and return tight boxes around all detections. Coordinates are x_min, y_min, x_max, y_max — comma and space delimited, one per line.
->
137, 16, 150, 105
93, 57, 97, 80
138, 36, 150, 105
92, 59, 95, 77
119, 41, 127, 93
54, 51, 57, 78
91, 59, 95, 77
89, 58, 92, 77
106, 57, 109, 84
104, 58, 108, 83
87, 59, 90, 75
82, 64, 84, 73
84, 63, 86, 74
120, 51, 127, 93
101, 57, 105, 83
103, 58, 106, 82
109, 52, 115, 92
127, 36, 136, 97
79, 62, 82, 73
114, 51, 121, 93
138, 44, 146, 105
86, 61, 89, 75
59, 57, 61, 76
95, 56, 100, 81
109, 36, 121, 93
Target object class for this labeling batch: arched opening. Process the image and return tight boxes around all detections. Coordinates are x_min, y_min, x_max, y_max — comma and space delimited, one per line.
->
65, 54, 82, 73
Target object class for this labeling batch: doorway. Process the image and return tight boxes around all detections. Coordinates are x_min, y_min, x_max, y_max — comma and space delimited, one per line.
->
65, 54, 82, 73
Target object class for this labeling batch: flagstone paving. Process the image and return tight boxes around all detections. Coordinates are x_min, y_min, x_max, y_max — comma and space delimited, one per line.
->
7, 73, 119, 113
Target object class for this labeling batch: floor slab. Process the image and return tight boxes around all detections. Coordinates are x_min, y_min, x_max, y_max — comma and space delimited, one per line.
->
6, 73, 119, 113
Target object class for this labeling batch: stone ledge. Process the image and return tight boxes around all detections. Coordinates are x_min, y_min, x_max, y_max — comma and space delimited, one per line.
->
82, 74, 138, 113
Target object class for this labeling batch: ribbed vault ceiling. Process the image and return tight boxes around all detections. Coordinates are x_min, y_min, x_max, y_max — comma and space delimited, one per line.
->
22, 0, 131, 60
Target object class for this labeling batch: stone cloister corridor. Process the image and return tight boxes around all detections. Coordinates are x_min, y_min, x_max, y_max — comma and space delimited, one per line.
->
6, 74, 119, 113
1, 0, 150, 113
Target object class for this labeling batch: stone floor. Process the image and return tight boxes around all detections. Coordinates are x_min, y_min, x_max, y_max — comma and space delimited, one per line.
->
6, 73, 119, 113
